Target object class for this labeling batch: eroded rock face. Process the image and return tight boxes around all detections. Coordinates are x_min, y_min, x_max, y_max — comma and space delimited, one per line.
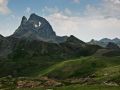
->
12, 13, 57, 42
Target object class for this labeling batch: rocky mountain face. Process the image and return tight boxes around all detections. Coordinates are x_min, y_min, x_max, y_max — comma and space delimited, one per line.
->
106, 42, 120, 49
11, 13, 67, 43
89, 38, 120, 47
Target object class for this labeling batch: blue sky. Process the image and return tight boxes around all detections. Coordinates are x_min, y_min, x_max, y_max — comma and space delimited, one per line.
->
0, 0, 120, 41
7, 0, 101, 16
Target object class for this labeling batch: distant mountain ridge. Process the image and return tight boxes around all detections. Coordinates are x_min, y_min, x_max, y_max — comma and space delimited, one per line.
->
89, 38, 120, 47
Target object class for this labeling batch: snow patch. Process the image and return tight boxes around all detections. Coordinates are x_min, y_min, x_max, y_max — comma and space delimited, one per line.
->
39, 22, 41, 26
34, 22, 41, 28
35, 24, 38, 28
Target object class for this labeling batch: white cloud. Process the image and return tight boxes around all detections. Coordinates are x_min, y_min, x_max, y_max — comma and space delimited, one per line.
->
64, 8, 72, 15
104, 0, 120, 4
25, 7, 31, 14
85, 0, 120, 19
46, 12, 120, 41
42, 6, 59, 14
0, 14, 21, 36
42, 6, 73, 16
0, 0, 11, 14
41, 0, 120, 41
72, 0, 80, 3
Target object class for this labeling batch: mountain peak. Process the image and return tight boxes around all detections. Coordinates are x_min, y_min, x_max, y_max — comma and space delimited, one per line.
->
21, 16, 27, 25
112, 38, 120, 41
29, 13, 41, 21
113, 38, 119, 40
30, 13, 39, 18
28, 13, 47, 23
10, 13, 69, 43
30, 13, 37, 17
100, 38, 111, 42
66, 35, 85, 44
90, 39, 96, 42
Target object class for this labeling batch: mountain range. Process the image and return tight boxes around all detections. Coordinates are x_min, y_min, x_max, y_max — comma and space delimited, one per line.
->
0, 13, 102, 77
89, 38, 120, 47
0, 13, 102, 59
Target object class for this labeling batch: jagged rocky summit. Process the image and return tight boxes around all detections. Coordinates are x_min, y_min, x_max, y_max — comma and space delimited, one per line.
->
11, 13, 67, 43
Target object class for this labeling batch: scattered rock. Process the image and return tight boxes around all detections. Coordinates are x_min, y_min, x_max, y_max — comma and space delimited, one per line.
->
104, 81, 119, 86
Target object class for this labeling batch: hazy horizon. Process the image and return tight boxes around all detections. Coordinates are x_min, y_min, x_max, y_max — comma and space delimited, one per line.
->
0, 0, 120, 42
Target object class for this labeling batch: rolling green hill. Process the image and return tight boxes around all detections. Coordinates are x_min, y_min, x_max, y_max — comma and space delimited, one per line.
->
39, 56, 120, 85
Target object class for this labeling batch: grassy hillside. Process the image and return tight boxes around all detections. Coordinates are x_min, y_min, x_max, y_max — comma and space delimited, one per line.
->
40, 56, 120, 79
1, 56, 120, 89
36, 56, 120, 86
0, 56, 59, 77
